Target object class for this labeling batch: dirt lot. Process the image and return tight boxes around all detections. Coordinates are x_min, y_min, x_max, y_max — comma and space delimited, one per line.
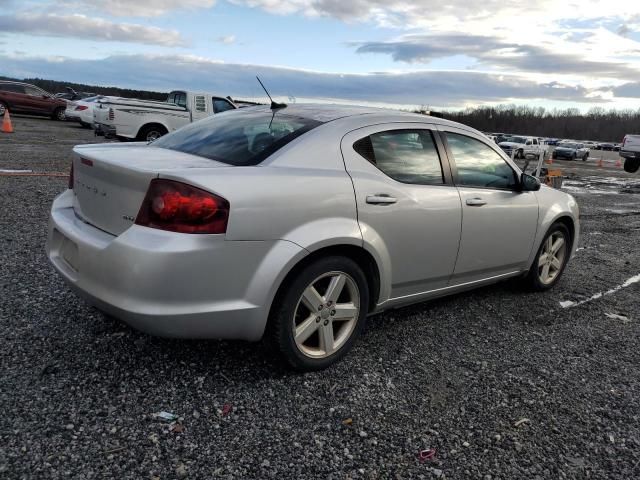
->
1, 116, 639, 479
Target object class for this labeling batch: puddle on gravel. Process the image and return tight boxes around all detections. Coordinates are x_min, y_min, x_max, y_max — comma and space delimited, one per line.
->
562, 176, 640, 195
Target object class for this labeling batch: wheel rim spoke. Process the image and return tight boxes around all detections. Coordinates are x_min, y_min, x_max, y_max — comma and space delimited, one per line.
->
538, 253, 548, 267
541, 263, 550, 281
546, 236, 553, 253
324, 274, 346, 304
301, 285, 323, 312
551, 257, 562, 270
332, 302, 358, 321
319, 322, 334, 355
551, 237, 565, 254
295, 314, 320, 344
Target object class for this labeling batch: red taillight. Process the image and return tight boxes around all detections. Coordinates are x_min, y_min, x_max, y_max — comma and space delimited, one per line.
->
135, 179, 229, 234
68, 162, 74, 190
108, 108, 114, 120
75, 105, 88, 111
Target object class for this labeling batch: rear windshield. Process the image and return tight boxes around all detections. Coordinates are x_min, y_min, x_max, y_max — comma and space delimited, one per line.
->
153, 109, 323, 166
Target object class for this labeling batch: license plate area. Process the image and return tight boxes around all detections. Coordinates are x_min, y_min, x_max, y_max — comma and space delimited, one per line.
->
60, 236, 79, 272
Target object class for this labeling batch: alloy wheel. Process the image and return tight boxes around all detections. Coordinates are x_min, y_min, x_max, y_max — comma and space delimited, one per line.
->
538, 232, 567, 285
146, 130, 162, 142
292, 271, 360, 359
56, 109, 66, 121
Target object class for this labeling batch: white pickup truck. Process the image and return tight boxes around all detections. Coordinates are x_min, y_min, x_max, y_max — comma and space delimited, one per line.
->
498, 135, 547, 159
620, 134, 640, 173
94, 90, 237, 142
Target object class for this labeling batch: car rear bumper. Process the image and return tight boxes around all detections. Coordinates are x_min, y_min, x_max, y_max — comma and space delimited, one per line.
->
620, 150, 640, 159
46, 190, 304, 341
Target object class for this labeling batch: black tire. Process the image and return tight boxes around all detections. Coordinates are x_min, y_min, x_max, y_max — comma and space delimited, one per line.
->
582, 154, 588, 161
624, 158, 640, 173
571, 153, 577, 161
52, 107, 66, 121
517, 149, 524, 159
270, 256, 369, 371
137, 124, 167, 142
80, 121, 92, 129
524, 222, 571, 291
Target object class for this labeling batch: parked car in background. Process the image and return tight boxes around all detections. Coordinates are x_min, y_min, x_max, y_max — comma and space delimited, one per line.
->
46, 104, 579, 370
552, 142, 590, 161
64, 96, 103, 128
55, 87, 96, 101
598, 142, 615, 151
498, 135, 547, 159
620, 134, 640, 173
0, 81, 67, 120
546, 138, 560, 146
94, 90, 237, 142
614, 143, 621, 152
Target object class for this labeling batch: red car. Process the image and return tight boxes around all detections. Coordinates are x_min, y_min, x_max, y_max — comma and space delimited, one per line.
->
0, 81, 67, 120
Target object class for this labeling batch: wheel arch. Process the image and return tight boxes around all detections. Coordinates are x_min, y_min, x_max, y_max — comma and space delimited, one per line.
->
268, 244, 382, 322
136, 122, 169, 140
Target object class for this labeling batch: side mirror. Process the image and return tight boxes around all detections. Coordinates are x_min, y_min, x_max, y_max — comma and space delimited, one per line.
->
521, 173, 541, 191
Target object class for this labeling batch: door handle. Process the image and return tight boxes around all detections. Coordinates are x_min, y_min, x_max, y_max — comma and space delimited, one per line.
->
366, 194, 397, 205
466, 197, 487, 206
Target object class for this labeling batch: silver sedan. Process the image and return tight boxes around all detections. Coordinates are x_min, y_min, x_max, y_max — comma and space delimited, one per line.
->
47, 104, 580, 370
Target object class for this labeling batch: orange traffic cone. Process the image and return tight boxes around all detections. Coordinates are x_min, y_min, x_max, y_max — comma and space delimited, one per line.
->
546, 155, 553, 165
615, 158, 622, 168
2, 109, 13, 133
597, 157, 603, 168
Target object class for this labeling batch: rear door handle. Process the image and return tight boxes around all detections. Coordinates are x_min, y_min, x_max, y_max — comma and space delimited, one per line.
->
466, 197, 487, 206
366, 194, 397, 205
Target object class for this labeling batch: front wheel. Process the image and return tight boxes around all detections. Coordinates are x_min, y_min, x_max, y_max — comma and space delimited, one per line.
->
582, 154, 588, 161
524, 223, 571, 291
270, 256, 369, 371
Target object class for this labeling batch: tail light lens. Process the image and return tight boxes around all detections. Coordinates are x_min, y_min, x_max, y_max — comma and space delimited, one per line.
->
108, 108, 114, 120
75, 105, 88, 111
68, 162, 74, 190
135, 179, 229, 234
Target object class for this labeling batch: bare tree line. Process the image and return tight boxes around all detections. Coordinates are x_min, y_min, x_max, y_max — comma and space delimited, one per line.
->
435, 105, 640, 142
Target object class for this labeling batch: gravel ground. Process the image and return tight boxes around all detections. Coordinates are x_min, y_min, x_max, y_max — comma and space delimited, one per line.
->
1, 117, 639, 479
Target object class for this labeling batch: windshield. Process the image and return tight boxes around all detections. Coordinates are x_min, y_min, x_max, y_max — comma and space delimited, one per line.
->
153, 109, 323, 166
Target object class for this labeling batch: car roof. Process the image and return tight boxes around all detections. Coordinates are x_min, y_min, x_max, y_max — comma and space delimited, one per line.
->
241, 103, 473, 130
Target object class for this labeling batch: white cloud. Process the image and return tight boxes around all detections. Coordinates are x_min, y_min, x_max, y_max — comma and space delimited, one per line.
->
0, 13, 187, 46
0, 52, 630, 109
216, 35, 237, 45
78, 0, 217, 17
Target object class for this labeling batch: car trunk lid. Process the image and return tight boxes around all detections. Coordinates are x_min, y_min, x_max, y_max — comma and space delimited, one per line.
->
71, 144, 226, 236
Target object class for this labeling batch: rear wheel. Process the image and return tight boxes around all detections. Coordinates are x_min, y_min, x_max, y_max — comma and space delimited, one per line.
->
517, 149, 524, 159
624, 158, 640, 173
524, 223, 571, 291
52, 107, 65, 121
270, 256, 369, 371
137, 124, 167, 142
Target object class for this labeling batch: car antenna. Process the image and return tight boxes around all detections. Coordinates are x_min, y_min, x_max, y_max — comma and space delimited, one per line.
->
256, 76, 287, 110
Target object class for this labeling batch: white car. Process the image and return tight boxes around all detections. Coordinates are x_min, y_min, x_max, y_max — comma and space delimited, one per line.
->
93, 90, 237, 142
498, 136, 547, 159
64, 96, 103, 129
46, 104, 580, 370
620, 134, 640, 172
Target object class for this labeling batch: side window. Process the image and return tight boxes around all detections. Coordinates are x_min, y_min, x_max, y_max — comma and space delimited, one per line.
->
525, 139, 532, 145
353, 129, 444, 185
194, 95, 207, 112
212, 98, 235, 114
174, 92, 187, 108
25, 86, 43, 96
445, 132, 518, 189
8, 84, 26, 94
167, 93, 176, 104
533, 138, 538, 145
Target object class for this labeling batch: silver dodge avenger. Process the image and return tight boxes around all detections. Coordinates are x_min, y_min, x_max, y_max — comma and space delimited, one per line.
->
47, 104, 579, 370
